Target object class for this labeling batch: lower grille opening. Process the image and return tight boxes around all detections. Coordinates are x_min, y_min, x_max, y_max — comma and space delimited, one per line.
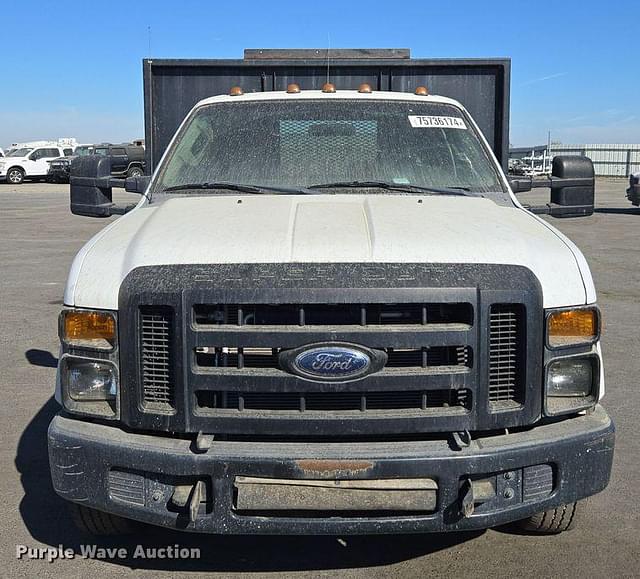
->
196, 389, 471, 414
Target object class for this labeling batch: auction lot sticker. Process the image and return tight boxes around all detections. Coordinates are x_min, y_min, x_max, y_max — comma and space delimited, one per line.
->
408, 115, 467, 129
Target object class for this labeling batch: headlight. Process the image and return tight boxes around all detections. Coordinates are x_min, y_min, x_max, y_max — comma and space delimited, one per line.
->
545, 356, 598, 416
546, 306, 599, 349
58, 308, 119, 419
60, 356, 118, 417
60, 309, 116, 350
67, 359, 117, 400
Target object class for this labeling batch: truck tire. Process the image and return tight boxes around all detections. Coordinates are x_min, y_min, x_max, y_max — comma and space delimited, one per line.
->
7, 167, 24, 184
516, 502, 579, 534
68, 503, 134, 536
127, 166, 143, 178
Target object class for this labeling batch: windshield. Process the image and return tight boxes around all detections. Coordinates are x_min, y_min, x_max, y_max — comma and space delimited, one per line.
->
8, 148, 32, 157
94, 148, 109, 156
75, 146, 93, 156
153, 99, 505, 197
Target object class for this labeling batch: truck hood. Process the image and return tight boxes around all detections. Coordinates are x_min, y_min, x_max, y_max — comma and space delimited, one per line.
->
65, 194, 594, 309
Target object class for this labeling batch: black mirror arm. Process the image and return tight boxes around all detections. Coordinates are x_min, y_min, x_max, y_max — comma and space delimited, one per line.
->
530, 176, 594, 189
109, 204, 137, 215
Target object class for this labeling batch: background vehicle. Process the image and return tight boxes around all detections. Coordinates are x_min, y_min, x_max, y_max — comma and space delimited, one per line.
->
52, 49, 612, 537
0, 145, 72, 184
92, 143, 145, 178
5, 138, 77, 157
0, 147, 4, 157
47, 144, 96, 183
626, 172, 639, 206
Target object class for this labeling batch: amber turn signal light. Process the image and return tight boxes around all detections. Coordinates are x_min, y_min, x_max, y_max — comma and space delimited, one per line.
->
547, 308, 599, 348
61, 310, 116, 350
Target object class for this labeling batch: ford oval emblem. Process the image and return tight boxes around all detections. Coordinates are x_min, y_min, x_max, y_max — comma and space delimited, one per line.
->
280, 343, 387, 381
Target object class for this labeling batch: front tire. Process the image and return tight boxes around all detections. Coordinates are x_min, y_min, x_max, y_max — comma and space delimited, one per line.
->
7, 167, 24, 184
516, 502, 579, 534
68, 503, 134, 536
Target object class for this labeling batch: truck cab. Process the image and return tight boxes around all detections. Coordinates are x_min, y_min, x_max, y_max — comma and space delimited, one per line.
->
49, 75, 613, 536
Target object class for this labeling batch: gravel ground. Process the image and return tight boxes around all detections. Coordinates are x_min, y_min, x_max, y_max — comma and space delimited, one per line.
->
1, 179, 638, 578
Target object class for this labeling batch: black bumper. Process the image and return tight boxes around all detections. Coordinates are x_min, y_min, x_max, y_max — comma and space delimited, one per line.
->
46, 168, 70, 182
48, 407, 614, 535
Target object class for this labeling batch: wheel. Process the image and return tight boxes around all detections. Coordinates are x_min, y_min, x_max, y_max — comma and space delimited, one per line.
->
6, 167, 24, 184
67, 503, 134, 536
127, 166, 143, 178
516, 502, 579, 534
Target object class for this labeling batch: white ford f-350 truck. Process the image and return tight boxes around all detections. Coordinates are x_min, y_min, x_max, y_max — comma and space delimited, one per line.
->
49, 52, 614, 536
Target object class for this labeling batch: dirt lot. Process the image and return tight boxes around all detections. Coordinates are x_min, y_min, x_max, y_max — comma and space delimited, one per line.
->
1, 179, 638, 578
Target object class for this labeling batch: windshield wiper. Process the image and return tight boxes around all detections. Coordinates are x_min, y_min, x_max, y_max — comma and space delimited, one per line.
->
307, 180, 480, 196
161, 182, 310, 195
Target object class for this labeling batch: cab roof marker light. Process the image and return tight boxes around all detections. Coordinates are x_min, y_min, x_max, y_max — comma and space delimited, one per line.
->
415, 86, 429, 95
229, 86, 244, 96
322, 83, 336, 93
287, 83, 300, 94
358, 83, 372, 93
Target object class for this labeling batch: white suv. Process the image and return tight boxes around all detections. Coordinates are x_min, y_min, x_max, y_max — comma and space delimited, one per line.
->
0, 145, 73, 184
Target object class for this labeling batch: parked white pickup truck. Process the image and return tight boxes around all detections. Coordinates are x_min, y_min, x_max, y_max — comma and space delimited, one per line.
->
50, 85, 613, 537
0, 144, 73, 184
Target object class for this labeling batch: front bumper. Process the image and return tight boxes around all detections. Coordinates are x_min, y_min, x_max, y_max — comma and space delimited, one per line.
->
627, 184, 640, 206
47, 167, 70, 182
48, 406, 614, 535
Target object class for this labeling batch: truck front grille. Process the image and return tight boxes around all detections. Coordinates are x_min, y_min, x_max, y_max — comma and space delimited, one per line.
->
488, 304, 526, 408
140, 307, 174, 410
122, 262, 542, 435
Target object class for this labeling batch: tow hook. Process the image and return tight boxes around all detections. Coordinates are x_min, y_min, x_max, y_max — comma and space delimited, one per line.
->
459, 477, 497, 517
194, 431, 214, 453
451, 430, 472, 450
170, 480, 207, 522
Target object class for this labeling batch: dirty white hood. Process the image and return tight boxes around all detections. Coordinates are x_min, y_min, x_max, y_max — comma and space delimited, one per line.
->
65, 194, 595, 309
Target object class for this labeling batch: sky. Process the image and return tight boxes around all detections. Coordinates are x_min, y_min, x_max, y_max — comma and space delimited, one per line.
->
1, 0, 638, 148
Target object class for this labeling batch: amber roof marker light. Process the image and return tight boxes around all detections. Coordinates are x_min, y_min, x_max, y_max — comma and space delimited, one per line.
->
358, 83, 372, 93
287, 83, 301, 94
415, 86, 429, 96
322, 82, 336, 93
229, 86, 244, 96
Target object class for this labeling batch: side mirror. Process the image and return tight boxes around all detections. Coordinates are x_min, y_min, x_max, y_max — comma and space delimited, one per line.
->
70, 156, 140, 217
548, 156, 595, 217
516, 156, 595, 218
